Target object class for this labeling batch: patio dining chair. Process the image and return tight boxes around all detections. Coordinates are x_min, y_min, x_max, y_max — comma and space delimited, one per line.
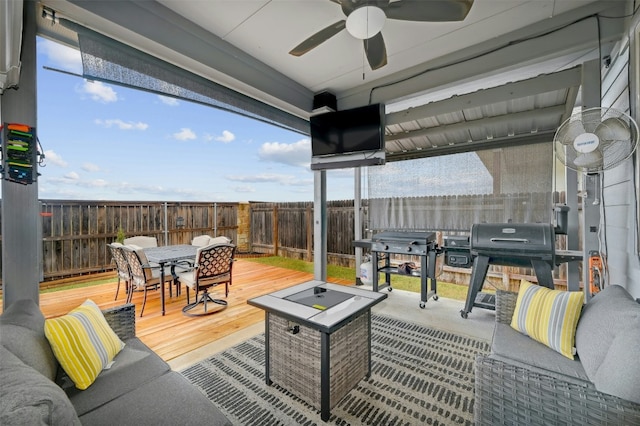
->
177, 243, 236, 316
121, 245, 174, 317
107, 242, 132, 303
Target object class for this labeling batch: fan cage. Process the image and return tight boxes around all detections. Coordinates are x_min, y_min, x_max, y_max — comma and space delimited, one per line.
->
553, 107, 639, 173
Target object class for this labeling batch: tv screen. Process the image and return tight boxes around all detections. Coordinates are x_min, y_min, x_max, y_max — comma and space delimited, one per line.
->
310, 103, 385, 157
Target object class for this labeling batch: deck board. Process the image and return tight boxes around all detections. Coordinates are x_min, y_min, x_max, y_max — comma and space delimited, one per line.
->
12, 259, 352, 363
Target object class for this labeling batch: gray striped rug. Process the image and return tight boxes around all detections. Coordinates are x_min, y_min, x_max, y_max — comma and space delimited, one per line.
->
180, 315, 490, 426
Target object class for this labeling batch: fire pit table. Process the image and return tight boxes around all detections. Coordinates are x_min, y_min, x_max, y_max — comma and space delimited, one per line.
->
247, 280, 387, 421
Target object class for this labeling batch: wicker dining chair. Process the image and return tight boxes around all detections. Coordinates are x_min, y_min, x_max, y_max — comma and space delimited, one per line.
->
177, 243, 236, 316
121, 245, 173, 317
107, 243, 132, 303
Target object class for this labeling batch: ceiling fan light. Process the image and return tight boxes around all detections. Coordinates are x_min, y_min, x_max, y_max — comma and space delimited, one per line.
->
346, 6, 386, 40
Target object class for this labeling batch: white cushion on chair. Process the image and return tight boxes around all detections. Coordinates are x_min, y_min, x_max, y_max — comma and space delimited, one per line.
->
209, 236, 231, 245
191, 235, 212, 247
123, 236, 158, 248
177, 270, 197, 290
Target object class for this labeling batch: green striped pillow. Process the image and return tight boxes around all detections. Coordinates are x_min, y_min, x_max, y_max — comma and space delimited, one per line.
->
45, 299, 125, 390
511, 279, 584, 359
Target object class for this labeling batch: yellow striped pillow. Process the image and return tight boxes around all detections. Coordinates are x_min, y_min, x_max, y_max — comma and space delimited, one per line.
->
511, 279, 584, 359
44, 299, 125, 390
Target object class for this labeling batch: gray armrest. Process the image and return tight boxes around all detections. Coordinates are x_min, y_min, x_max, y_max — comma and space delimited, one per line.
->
102, 303, 136, 341
495, 290, 518, 324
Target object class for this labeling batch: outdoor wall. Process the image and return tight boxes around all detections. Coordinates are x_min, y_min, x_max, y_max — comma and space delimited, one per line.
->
600, 34, 640, 298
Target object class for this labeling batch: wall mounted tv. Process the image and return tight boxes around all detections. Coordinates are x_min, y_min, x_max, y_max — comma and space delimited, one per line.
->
310, 103, 386, 170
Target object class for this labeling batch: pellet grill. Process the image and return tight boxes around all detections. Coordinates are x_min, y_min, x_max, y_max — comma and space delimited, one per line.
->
460, 223, 556, 318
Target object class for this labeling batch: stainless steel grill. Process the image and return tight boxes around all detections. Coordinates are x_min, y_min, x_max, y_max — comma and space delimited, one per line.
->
370, 231, 439, 308
461, 223, 556, 318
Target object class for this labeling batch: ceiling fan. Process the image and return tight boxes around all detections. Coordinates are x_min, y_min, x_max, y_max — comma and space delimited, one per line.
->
289, 0, 474, 70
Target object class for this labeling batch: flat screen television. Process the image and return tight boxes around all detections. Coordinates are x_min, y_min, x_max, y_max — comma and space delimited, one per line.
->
310, 103, 385, 157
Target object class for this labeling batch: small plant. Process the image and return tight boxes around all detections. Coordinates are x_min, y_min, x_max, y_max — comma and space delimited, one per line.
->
116, 226, 126, 244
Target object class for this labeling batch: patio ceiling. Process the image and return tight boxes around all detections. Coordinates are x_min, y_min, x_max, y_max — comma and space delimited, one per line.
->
4, 0, 632, 161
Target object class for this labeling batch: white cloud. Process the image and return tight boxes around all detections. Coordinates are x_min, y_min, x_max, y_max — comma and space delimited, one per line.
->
64, 171, 80, 180
231, 185, 256, 193
94, 119, 149, 130
79, 81, 118, 103
215, 130, 235, 143
173, 128, 197, 141
158, 95, 179, 106
82, 163, 101, 172
87, 179, 108, 187
38, 39, 83, 74
258, 138, 310, 168
226, 173, 311, 187
44, 150, 68, 167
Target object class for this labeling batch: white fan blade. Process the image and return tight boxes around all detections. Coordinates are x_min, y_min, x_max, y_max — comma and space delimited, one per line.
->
573, 150, 603, 169
594, 117, 630, 142
559, 120, 586, 145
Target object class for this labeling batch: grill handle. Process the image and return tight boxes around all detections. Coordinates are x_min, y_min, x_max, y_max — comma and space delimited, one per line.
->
489, 237, 530, 244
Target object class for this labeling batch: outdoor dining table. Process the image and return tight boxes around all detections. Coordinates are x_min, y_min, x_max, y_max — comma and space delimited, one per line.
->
144, 244, 198, 315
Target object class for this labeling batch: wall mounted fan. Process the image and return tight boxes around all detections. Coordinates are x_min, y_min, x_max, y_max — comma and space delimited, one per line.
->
289, 0, 474, 70
553, 106, 639, 298
553, 107, 639, 174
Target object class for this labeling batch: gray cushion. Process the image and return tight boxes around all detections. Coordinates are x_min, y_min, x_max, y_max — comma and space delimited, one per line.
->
78, 371, 231, 426
65, 338, 171, 416
0, 299, 58, 381
575, 285, 640, 381
491, 323, 589, 381
0, 346, 81, 426
593, 325, 640, 404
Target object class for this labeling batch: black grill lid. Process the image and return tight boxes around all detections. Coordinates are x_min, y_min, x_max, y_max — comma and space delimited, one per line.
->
470, 223, 555, 258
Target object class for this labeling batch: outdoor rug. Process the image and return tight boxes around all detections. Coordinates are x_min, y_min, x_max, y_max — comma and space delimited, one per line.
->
180, 314, 490, 426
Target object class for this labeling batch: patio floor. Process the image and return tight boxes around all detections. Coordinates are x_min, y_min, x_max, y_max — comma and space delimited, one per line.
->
6, 259, 495, 371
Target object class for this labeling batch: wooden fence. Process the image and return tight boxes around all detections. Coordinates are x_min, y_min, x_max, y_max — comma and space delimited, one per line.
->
0, 200, 238, 281
250, 200, 359, 266
248, 193, 572, 289
0, 194, 572, 290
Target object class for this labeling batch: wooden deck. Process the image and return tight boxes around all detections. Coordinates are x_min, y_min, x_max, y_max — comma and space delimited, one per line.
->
20, 259, 352, 364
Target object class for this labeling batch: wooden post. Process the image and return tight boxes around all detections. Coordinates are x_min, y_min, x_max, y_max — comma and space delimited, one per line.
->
306, 204, 313, 261
272, 205, 279, 256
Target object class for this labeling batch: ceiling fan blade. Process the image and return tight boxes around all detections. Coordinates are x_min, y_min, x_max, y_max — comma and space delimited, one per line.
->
385, 0, 474, 22
364, 32, 387, 70
289, 20, 346, 56
341, 0, 389, 16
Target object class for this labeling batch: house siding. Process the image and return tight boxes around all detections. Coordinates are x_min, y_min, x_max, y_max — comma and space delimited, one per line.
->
601, 35, 640, 298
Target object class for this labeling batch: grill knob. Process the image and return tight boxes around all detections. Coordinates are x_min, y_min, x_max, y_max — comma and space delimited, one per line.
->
407, 246, 412, 252
384, 245, 389, 250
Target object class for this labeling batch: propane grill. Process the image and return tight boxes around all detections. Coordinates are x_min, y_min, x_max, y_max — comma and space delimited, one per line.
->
461, 223, 556, 318
370, 231, 439, 308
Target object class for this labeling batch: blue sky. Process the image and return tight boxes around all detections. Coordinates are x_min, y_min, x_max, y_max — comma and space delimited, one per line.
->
27, 38, 356, 202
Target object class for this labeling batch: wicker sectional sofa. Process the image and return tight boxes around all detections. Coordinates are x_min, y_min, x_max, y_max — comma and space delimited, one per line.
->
0, 299, 230, 425
474, 284, 640, 425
